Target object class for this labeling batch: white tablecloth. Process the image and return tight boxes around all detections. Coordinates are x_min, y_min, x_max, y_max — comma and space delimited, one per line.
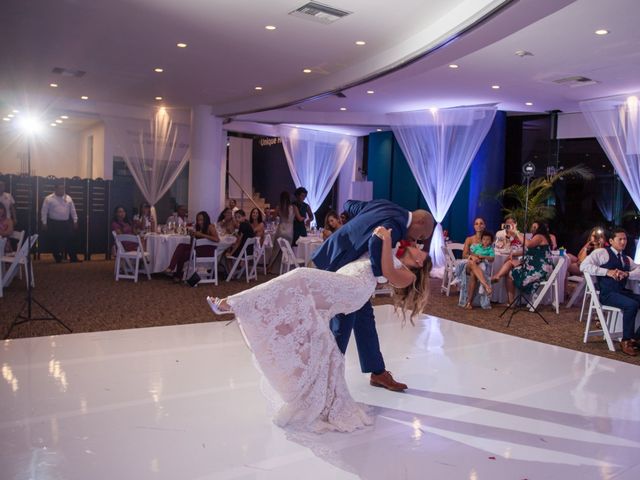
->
295, 236, 323, 266
145, 234, 191, 273
490, 253, 569, 304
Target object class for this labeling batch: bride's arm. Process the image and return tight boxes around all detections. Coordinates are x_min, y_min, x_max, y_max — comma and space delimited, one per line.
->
375, 227, 415, 289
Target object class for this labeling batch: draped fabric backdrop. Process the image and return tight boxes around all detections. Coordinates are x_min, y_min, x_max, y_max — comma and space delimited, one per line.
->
278, 126, 356, 224
388, 105, 498, 272
106, 110, 191, 223
581, 93, 640, 260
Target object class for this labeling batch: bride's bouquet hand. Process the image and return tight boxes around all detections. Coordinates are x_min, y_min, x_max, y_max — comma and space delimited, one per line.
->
374, 226, 392, 241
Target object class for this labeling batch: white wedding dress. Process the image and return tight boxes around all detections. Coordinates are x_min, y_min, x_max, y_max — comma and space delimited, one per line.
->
227, 256, 380, 433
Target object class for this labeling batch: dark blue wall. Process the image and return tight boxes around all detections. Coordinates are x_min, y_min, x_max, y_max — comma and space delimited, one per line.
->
367, 111, 506, 243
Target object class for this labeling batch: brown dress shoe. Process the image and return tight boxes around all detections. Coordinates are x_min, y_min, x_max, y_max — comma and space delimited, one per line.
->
620, 340, 638, 357
370, 371, 408, 391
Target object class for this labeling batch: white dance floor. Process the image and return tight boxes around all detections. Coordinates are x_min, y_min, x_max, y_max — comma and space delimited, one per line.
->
1, 305, 639, 479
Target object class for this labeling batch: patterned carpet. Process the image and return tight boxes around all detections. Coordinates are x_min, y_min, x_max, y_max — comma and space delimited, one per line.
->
1, 255, 638, 366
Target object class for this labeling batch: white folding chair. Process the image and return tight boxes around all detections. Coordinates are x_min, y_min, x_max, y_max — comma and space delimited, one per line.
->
277, 237, 304, 274
113, 232, 151, 282
226, 237, 258, 282
565, 274, 591, 322
440, 242, 464, 296
186, 238, 219, 285
1, 230, 32, 285
1, 234, 37, 298
253, 236, 269, 276
529, 256, 566, 314
582, 273, 622, 352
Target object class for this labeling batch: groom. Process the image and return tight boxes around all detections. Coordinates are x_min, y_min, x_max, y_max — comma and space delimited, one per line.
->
312, 199, 434, 391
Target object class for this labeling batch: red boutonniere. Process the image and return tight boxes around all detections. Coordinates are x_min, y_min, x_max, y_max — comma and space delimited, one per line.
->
396, 240, 413, 258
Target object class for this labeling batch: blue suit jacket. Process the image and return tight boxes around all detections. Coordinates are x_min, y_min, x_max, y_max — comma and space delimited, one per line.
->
312, 199, 409, 276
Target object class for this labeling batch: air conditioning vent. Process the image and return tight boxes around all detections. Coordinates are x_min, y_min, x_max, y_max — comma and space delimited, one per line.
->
551, 75, 598, 88
289, 2, 352, 24
52, 67, 86, 78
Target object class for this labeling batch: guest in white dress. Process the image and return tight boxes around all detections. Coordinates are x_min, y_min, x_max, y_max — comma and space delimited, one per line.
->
207, 226, 431, 433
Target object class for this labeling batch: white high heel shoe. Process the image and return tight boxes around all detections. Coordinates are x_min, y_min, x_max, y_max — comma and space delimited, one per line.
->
206, 296, 231, 315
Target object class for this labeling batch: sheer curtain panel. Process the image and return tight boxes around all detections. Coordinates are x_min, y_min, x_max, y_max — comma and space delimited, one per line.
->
388, 105, 497, 272
278, 126, 356, 224
581, 93, 640, 260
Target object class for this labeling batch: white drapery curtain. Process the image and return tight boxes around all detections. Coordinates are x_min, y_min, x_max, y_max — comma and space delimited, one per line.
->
581, 93, 640, 260
388, 105, 498, 272
107, 109, 191, 223
278, 126, 356, 223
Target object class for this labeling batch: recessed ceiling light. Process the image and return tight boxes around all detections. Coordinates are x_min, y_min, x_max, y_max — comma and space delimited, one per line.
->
60, 115, 69, 119
595, 29, 609, 36
81, 95, 89, 100
2, 118, 10, 122
254, 86, 263, 90
155, 96, 163, 101
154, 68, 164, 73
491, 85, 500, 90
525, 102, 533, 106
376, 128, 382, 132
265, 25, 276, 30
55, 119, 63, 123
448, 64, 459, 69
50, 83, 58, 88
50, 123, 57, 126
302, 68, 312, 73
7, 114, 14, 118
339, 107, 347, 111
366, 90, 375, 94
355, 40, 366, 46
12, 110, 19, 113
176, 42, 187, 48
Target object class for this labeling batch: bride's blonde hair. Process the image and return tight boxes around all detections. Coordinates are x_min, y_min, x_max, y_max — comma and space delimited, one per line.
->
392, 252, 432, 325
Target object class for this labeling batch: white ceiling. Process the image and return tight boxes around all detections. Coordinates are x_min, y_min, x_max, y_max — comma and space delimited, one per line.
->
1, 0, 640, 131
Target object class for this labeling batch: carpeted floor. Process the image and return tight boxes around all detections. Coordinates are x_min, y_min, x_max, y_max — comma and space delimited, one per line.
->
1, 255, 638, 366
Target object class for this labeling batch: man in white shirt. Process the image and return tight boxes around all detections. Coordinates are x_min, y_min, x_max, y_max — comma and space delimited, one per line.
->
0, 179, 17, 226
580, 227, 640, 356
41, 182, 81, 263
166, 205, 187, 227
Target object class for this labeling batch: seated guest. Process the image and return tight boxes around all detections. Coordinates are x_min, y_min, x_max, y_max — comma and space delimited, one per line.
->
0, 202, 14, 253
111, 206, 137, 251
494, 215, 522, 252
133, 203, 155, 234
568, 227, 607, 276
0, 180, 17, 226
531, 221, 558, 250
217, 207, 236, 235
249, 208, 265, 243
580, 227, 640, 356
166, 211, 220, 282
226, 210, 255, 269
339, 210, 349, 224
228, 199, 239, 214
167, 205, 188, 226
322, 210, 342, 240
491, 220, 553, 304
460, 230, 495, 309
462, 217, 486, 258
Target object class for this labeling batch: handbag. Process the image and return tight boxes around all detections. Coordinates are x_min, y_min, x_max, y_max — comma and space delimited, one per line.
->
186, 272, 201, 287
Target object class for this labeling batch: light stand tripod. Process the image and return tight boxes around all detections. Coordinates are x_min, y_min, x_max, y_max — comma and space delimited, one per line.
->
6, 134, 72, 339
499, 161, 548, 327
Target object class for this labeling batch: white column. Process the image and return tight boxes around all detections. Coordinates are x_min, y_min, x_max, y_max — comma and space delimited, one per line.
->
188, 105, 226, 221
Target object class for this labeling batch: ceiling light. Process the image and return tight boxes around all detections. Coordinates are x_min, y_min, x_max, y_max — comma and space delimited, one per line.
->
154, 68, 164, 73
17, 117, 44, 134
7, 114, 14, 118
60, 115, 69, 119
525, 102, 533, 106
265, 25, 276, 30
176, 42, 187, 48
50, 123, 57, 126
12, 110, 19, 113
491, 85, 500, 90
81, 95, 89, 100
429, 107, 438, 113
595, 29, 609, 36
355, 40, 366, 46
50, 83, 58, 88
339, 107, 347, 111
302, 68, 312, 73
448, 64, 459, 69
366, 90, 374, 94
254, 86, 263, 90
155, 96, 163, 101
2, 118, 9, 122
55, 119, 63, 123
376, 128, 382, 132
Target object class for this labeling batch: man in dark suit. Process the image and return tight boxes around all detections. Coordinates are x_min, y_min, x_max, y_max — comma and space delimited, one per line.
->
312, 199, 434, 391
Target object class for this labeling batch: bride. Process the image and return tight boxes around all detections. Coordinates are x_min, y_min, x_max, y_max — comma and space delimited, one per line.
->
207, 226, 431, 433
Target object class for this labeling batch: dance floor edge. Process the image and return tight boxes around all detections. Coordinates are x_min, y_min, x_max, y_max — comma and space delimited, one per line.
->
1, 305, 639, 480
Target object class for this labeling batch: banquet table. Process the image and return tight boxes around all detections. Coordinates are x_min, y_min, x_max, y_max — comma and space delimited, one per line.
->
295, 235, 323, 266
145, 233, 191, 273
490, 251, 569, 305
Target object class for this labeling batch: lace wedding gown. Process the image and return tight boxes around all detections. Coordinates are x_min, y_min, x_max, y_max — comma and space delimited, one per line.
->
227, 256, 378, 433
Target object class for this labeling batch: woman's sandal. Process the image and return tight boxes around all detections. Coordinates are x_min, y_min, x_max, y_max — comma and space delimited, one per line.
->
464, 302, 473, 310
207, 296, 231, 315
